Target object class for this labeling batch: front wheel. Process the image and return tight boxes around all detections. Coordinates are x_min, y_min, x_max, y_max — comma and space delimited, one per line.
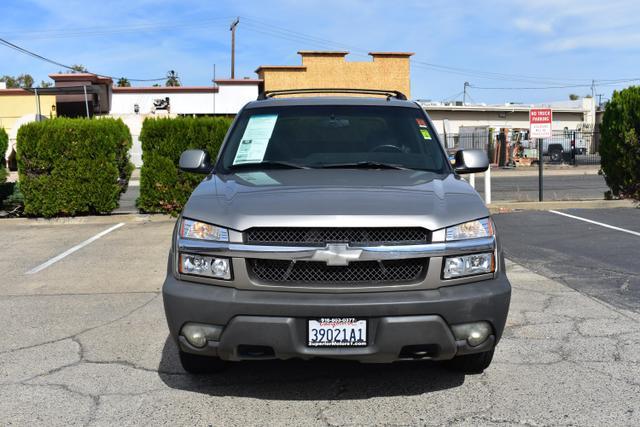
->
550, 151, 562, 162
179, 350, 226, 374
444, 349, 494, 374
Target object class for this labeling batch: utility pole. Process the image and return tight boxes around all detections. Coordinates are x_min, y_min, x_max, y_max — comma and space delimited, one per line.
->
463, 81, 469, 105
212, 64, 216, 115
230, 17, 239, 79
590, 79, 596, 129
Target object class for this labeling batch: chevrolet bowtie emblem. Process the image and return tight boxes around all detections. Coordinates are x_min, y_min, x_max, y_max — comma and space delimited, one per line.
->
311, 244, 363, 266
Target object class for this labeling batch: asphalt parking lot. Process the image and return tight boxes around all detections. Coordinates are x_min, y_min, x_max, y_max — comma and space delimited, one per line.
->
494, 208, 640, 311
475, 173, 609, 202
1, 209, 639, 426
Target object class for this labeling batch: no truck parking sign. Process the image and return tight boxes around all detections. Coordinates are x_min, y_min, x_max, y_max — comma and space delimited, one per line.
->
529, 108, 553, 138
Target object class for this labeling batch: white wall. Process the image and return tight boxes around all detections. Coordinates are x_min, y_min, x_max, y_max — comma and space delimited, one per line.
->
215, 84, 260, 113
109, 83, 259, 166
110, 83, 259, 115
426, 110, 586, 135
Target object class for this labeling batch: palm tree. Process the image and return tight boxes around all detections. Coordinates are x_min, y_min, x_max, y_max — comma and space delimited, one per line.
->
117, 77, 131, 87
165, 70, 180, 87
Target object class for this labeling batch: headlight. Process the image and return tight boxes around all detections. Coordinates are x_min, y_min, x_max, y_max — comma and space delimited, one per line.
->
443, 253, 495, 279
179, 254, 232, 280
446, 218, 493, 241
180, 219, 229, 241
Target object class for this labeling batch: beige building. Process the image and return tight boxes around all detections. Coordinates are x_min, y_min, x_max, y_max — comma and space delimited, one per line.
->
256, 51, 413, 98
0, 88, 57, 168
419, 98, 597, 136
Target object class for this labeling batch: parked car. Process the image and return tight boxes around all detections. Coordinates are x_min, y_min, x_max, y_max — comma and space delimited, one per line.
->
163, 89, 511, 374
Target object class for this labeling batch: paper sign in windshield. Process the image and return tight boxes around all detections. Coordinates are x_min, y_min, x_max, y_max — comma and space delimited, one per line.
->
233, 114, 278, 165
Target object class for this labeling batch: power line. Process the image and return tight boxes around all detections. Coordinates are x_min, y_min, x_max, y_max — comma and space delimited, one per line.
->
440, 90, 464, 102
0, 36, 165, 83
469, 78, 640, 90
238, 15, 593, 85
4, 14, 640, 90
0, 17, 233, 41
0, 37, 76, 72
240, 15, 640, 88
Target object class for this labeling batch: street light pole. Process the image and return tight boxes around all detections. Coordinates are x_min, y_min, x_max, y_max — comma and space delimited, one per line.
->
230, 17, 239, 79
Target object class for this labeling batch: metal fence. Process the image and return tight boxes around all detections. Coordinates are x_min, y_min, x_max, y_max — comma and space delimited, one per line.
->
444, 130, 601, 166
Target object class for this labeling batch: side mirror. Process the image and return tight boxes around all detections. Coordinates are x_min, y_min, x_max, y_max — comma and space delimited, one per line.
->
179, 149, 213, 174
454, 149, 489, 174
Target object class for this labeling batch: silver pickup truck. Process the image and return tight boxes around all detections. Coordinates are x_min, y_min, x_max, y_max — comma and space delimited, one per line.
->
162, 89, 511, 374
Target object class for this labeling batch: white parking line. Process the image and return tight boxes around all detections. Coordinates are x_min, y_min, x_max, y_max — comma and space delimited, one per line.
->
549, 210, 640, 237
26, 222, 126, 275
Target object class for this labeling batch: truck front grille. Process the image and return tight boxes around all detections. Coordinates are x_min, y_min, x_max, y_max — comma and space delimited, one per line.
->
244, 227, 430, 246
247, 259, 428, 286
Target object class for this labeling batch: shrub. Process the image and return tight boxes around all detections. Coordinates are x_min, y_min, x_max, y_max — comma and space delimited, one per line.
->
137, 116, 232, 215
0, 127, 8, 184
600, 86, 640, 202
16, 117, 132, 217
0, 181, 23, 216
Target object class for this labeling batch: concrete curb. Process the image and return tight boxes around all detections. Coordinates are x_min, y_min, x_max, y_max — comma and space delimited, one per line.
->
0, 213, 176, 226
489, 199, 636, 213
486, 166, 601, 178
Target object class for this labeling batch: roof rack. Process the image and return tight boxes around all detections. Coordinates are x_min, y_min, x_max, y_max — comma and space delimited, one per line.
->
258, 88, 407, 101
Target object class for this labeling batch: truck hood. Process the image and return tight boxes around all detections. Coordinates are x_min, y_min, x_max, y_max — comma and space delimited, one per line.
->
181, 169, 489, 232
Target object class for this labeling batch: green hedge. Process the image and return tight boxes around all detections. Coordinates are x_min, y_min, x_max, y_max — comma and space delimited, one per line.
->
137, 116, 232, 215
0, 127, 8, 184
17, 118, 132, 217
600, 86, 640, 202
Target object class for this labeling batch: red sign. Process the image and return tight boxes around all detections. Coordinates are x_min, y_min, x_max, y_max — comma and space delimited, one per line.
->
529, 108, 552, 138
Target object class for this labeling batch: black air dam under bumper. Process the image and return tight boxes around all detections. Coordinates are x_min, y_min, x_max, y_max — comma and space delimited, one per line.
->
162, 273, 511, 362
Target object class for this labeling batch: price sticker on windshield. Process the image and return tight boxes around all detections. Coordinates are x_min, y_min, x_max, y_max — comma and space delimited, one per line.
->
233, 114, 278, 165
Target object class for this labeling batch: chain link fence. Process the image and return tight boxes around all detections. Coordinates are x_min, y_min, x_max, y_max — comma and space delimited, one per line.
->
443, 129, 601, 166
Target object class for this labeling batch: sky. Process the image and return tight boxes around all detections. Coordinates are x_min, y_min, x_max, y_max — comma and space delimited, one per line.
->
1, 0, 639, 104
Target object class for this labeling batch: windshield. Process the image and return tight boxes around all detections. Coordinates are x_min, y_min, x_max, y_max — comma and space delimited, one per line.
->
218, 105, 449, 174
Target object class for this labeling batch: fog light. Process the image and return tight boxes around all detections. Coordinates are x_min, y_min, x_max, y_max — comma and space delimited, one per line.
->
451, 321, 492, 347
443, 253, 494, 279
181, 323, 223, 348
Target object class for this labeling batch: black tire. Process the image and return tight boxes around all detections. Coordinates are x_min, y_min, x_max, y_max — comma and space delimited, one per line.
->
179, 350, 226, 374
550, 151, 562, 162
445, 349, 494, 374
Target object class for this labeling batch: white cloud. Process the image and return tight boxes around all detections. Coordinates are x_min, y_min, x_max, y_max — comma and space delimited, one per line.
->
514, 18, 553, 34
507, 0, 640, 51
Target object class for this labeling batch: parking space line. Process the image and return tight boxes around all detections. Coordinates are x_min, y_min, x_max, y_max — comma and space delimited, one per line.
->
25, 222, 126, 275
549, 210, 640, 237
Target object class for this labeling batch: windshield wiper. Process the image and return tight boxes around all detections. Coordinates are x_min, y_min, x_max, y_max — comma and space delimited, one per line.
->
228, 160, 309, 170
314, 161, 410, 170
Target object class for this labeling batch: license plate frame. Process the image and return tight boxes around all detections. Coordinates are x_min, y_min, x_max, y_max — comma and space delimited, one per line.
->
307, 318, 368, 347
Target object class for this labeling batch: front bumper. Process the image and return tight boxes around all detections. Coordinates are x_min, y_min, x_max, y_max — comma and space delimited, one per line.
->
162, 270, 511, 363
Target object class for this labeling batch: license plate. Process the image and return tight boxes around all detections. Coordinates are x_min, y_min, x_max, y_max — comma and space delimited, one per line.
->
307, 318, 367, 347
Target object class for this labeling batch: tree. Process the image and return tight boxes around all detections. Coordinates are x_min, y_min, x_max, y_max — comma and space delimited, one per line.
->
599, 86, 640, 202
569, 94, 580, 100
117, 77, 131, 87
0, 75, 18, 88
40, 80, 52, 88
0, 74, 34, 88
60, 64, 88, 74
165, 70, 180, 87
18, 74, 33, 88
